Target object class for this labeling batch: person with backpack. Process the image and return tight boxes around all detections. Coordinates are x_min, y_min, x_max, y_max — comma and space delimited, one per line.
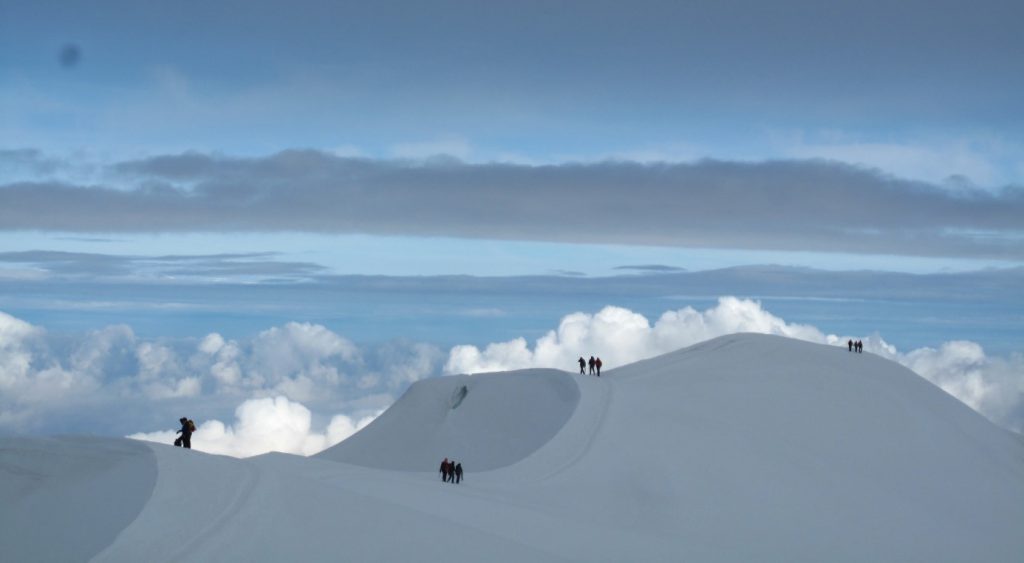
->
595, 357, 603, 376
439, 457, 450, 482
578, 357, 586, 374
588, 356, 596, 375
454, 462, 463, 484
175, 417, 194, 449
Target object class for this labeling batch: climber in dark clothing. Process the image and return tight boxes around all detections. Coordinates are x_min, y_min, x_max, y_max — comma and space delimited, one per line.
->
454, 462, 463, 484
440, 457, 450, 482
578, 357, 586, 374
175, 417, 193, 449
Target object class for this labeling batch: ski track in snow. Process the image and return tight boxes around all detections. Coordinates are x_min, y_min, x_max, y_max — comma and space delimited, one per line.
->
498, 375, 614, 484
155, 458, 260, 563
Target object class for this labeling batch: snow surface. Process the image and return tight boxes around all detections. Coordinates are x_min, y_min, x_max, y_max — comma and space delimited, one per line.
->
2, 333, 1023, 562
317, 369, 581, 470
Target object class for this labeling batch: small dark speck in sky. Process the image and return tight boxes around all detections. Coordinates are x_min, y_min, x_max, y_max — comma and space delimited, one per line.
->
59, 44, 81, 68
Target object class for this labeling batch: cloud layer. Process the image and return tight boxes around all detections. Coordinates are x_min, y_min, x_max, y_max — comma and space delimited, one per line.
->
0, 250, 327, 281
0, 310, 440, 443
446, 298, 1024, 433
129, 396, 377, 458
2, 298, 1021, 456
2, 150, 1022, 260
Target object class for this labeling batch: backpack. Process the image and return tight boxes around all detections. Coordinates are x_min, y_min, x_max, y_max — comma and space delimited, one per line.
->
188, 419, 196, 432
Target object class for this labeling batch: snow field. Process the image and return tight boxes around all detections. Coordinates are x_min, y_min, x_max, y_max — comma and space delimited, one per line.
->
2, 333, 1023, 562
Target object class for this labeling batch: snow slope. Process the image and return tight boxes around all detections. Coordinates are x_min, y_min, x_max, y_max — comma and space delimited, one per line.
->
0, 436, 157, 562
2, 333, 1023, 562
317, 368, 580, 470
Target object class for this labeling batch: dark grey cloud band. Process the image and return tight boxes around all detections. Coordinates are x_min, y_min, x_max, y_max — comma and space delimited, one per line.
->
1, 150, 1021, 259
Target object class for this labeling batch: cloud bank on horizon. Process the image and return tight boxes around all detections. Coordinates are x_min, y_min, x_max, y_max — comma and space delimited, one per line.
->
0, 309, 438, 455
447, 298, 1024, 435
128, 396, 378, 458
2, 150, 1022, 261
3, 298, 1021, 458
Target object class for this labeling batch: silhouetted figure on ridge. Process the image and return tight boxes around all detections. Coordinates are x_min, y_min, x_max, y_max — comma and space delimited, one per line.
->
174, 417, 194, 449
588, 356, 596, 375
848, 339, 853, 352
578, 357, 586, 374
454, 462, 463, 484
440, 457, 450, 482
595, 357, 602, 376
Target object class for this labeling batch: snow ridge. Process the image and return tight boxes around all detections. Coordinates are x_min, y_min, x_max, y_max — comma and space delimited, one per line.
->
2, 333, 1023, 562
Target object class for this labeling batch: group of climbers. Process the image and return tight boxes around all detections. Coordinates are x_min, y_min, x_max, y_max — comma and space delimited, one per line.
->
439, 457, 464, 484
577, 356, 603, 376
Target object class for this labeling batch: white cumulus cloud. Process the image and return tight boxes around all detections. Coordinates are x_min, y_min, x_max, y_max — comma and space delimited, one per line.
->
445, 297, 1024, 432
0, 310, 442, 436
0, 311, 99, 407
249, 322, 361, 400
128, 396, 378, 458
195, 332, 242, 387
900, 342, 1024, 430
0, 311, 43, 390
446, 298, 828, 374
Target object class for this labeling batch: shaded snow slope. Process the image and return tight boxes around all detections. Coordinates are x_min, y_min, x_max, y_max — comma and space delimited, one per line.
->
2, 333, 1023, 562
0, 437, 157, 562
316, 369, 580, 470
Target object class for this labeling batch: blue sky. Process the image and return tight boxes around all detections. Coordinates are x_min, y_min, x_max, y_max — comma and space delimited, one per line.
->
3, 0, 1023, 183
1, 1, 1022, 443
2, 0, 1022, 275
